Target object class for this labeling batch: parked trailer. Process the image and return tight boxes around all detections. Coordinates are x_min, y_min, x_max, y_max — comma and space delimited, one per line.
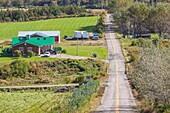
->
74, 31, 89, 39
74, 31, 83, 39
82, 31, 89, 39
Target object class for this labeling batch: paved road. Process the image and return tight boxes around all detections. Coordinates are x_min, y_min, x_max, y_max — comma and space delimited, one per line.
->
96, 14, 137, 113
0, 84, 79, 89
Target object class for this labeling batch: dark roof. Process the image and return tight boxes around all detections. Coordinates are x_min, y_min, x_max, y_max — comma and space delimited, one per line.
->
12, 37, 55, 47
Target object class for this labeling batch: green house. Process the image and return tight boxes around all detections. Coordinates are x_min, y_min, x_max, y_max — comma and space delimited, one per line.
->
12, 37, 55, 55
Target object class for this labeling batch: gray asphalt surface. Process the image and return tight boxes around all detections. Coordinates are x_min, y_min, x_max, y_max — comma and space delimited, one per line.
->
96, 14, 137, 113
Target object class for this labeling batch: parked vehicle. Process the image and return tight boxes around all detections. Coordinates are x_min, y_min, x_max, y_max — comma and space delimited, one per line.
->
89, 33, 93, 39
74, 31, 89, 39
44, 52, 50, 57
92, 33, 99, 40
47, 49, 57, 55
134, 33, 151, 38
82, 31, 89, 39
74, 31, 82, 39
63, 35, 71, 40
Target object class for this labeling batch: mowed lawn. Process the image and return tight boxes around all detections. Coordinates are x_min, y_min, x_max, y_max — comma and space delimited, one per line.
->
0, 16, 97, 40
0, 92, 68, 113
62, 46, 107, 59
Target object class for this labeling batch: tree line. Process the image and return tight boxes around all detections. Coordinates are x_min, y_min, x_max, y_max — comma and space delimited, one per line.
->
108, 0, 170, 37
0, 5, 88, 22
0, 0, 108, 8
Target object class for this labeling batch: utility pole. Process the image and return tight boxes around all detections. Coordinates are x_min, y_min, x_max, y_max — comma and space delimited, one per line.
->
101, 0, 103, 9
76, 37, 78, 56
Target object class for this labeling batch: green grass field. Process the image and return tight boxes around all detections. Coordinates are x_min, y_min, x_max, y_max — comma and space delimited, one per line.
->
0, 91, 68, 113
0, 16, 97, 40
61, 46, 107, 59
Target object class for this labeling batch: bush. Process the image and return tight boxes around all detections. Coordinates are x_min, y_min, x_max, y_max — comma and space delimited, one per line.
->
131, 40, 139, 46
10, 60, 29, 77
27, 50, 35, 57
92, 53, 97, 58
129, 54, 139, 62
138, 38, 145, 47
14, 50, 22, 57
54, 47, 62, 52
61, 50, 67, 54
152, 38, 159, 46
73, 76, 85, 83
99, 71, 107, 77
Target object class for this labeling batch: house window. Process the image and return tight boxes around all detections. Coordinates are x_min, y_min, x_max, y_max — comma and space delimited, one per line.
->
44, 38, 46, 40
27, 47, 32, 51
37, 38, 40, 40
19, 47, 24, 52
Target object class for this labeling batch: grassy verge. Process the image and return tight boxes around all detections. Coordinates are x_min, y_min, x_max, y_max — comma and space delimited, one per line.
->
0, 16, 97, 40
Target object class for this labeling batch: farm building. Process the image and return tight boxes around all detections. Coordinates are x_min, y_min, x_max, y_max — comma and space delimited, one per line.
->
18, 31, 60, 43
12, 36, 55, 55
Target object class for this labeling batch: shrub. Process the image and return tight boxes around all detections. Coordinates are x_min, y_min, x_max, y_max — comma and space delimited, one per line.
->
129, 54, 139, 63
14, 50, 22, 57
99, 71, 107, 77
27, 50, 35, 57
54, 47, 62, 53
131, 40, 139, 46
152, 38, 159, 46
138, 38, 145, 47
10, 60, 29, 77
0, 79, 8, 85
35, 77, 51, 84
92, 53, 97, 58
73, 76, 85, 83
61, 50, 67, 54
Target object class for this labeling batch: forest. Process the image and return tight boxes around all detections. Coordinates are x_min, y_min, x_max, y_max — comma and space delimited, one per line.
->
108, 0, 170, 37
0, 0, 108, 8
0, 5, 88, 22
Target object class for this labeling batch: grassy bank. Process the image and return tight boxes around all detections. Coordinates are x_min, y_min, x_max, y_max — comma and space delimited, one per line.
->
0, 59, 108, 86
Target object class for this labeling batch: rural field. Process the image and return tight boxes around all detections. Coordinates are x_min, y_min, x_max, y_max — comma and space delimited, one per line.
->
0, 16, 97, 40
0, 91, 69, 113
